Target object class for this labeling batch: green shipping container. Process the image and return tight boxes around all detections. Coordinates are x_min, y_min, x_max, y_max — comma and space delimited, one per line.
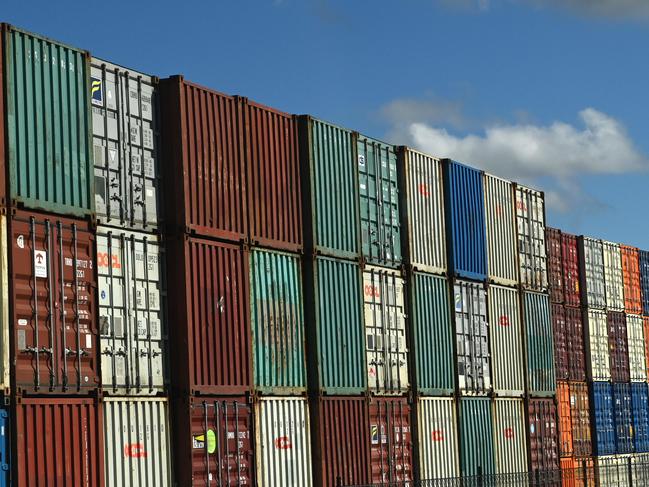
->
357, 135, 401, 267
523, 291, 557, 396
411, 273, 454, 395
303, 256, 365, 394
299, 116, 359, 259
459, 397, 496, 477
251, 249, 306, 394
2, 25, 93, 216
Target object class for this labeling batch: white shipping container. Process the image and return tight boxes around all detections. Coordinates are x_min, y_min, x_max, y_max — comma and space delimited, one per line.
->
0, 217, 9, 393
602, 241, 625, 311
103, 397, 172, 487
579, 237, 606, 309
256, 397, 312, 487
584, 309, 611, 381
401, 148, 446, 274
596, 455, 631, 487
488, 285, 524, 396
417, 398, 459, 480
492, 398, 527, 474
626, 314, 647, 382
631, 453, 649, 485
514, 185, 547, 291
484, 174, 518, 286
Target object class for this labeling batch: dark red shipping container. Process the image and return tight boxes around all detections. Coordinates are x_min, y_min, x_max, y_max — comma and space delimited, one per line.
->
166, 235, 251, 395
9, 209, 99, 395
551, 304, 569, 381
561, 232, 581, 307
15, 396, 104, 486
528, 398, 560, 473
311, 396, 370, 487
607, 311, 630, 383
172, 395, 254, 486
546, 228, 563, 304
565, 307, 586, 382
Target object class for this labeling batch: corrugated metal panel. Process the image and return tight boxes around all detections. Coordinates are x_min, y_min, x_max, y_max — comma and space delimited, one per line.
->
97, 227, 167, 395
621, 245, 642, 314
557, 382, 573, 457
3, 25, 93, 216
411, 273, 454, 395
442, 159, 487, 281
626, 314, 646, 382
552, 305, 570, 381
489, 285, 524, 397
584, 309, 611, 381
244, 100, 302, 252
492, 398, 527, 474
523, 292, 556, 396
363, 266, 408, 395
528, 398, 560, 473
546, 227, 563, 303
631, 454, 649, 485
103, 398, 171, 487
298, 117, 359, 259
579, 237, 606, 309
640, 250, 649, 315
484, 174, 518, 286
0, 408, 7, 487
91, 59, 162, 231
595, 455, 631, 487
358, 135, 401, 267
570, 382, 592, 457
255, 397, 312, 487
561, 457, 595, 487
416, 397, 459, 480
566, 307, 586, 382
592, 382, 616, 456
0, 217, 9, 394
453, 280, 490, 395
399, 148, 446, 274
15, 397, 104, 486
251, 249, 306, 394
645, 317, 649, 380
608, 311, 630, 383
304, 256, 365, 395
613, 383, 634, 454
561, 232, 581, 307
311, 396, 369, 487
631, 383, 649, 453
603, 241, 625, 311
515, 185, 547, 291
458, 397, 495, 476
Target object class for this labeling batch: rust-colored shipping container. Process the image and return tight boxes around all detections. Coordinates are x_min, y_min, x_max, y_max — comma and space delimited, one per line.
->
566, 307, 586, 382
569, 382, 592, 457
166, 235, 251, 395
561, 232, 580, 307
607, 311, 630, 383
547, 228, 563, 304
15, 396, 104, 486
552, 305, 570, 381
9, 210, 99, 395
621, 245, 643, 314
557, 382, 573, 457
311, 396, 370, 487
172, 395, 254, 486
159, 76, 247, 241
243, 99, 302, 252
560, 457, 595, 487
528, 398, 560, 473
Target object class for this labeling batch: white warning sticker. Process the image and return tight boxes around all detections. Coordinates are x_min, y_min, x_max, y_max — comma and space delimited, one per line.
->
86, 334, 92, 349
34, 251, 47, 278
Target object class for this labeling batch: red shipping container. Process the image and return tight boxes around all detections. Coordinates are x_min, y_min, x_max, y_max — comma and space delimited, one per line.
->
561, 232, 581, 307
621, 245, 642, 314
528, 398, 560, 473
552, 304, 569, 381
566, 307, 586, 382
607, 311, 630, 383
546, 228, 563, 304
9, 210, 99, 395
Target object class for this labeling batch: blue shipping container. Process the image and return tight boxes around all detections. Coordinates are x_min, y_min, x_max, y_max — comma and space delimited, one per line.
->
591, 382, 616, 456
442, 159, 487, 281
640, 250, 649, 315
612, 383, 634, 454
0, 408, 8, 486
631, 383, 649, 453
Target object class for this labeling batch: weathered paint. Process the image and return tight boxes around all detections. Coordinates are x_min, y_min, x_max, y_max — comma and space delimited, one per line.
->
602, 241, 624, 311
640, 250, 649, 315
552, 305, 569, 381
591, 382, 616, 456
608, 311, 630, 383
569, 382, 592, 458
612, 383, 634, 454
527, 398, 560, 473
458, 397, 495, 476
557, 382, 573, 457
579, 237, 606, 309
514, 185, 547, 291
416, 397, 459, 480
492, 398, 527, 474
621, 245, 642, 314
561, 232, 581, 307
552, 305, 586, 382
626, 314, 646, 382
523, 292, 556, 396
484, 174, 518, 286
631, 383, 649, 453
584, 309, 611, 381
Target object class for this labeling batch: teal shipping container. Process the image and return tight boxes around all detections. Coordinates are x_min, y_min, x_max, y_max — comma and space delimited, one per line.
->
410, 273, 454, 395
298, 116, 360, 259
459, 397, 496, 476
303, 256, 365, 394
523, 292, 557, 396
2, 25, 93, 216
251, 249, 306, 394
357, 135, 401, 267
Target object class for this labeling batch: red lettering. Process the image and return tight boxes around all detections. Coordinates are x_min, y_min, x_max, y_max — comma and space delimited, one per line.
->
431, 430, 444, 442
364, 285, 380, 298
499, 315, 510, 327
504, 428, 514, 439
418, 184, 429, 197
275, 436, 292, 450
124, 443, 147, 458
97, 252, 121, 270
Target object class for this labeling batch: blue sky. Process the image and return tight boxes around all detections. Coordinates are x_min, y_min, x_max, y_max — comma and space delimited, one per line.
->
5, 1, 649, 246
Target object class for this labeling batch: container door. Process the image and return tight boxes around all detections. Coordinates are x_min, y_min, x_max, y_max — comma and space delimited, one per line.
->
569, 384, 592, 457
515, 186, 547, 291
417, 398, 459, 479
565, 307, 586, 382
368, 400, 412, 483
561, 233, 580, 307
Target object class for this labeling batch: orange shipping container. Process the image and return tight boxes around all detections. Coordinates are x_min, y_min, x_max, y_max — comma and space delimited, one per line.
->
621, 245, 643, 314
569, 383, 592, 457
557, 382, 573, 457
561, 457, 595, 487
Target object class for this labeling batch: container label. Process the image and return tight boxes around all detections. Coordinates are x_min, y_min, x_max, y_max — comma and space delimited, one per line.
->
34, 251, 47, 278
499, 315, 510, 326
274, 436, 292, 450
418, 183, 429, 197
18, 319, 27, 326
124, 443, 147, 458
371, 424, 387, 445
431, 430, 444, 442
16, 235, 24, 249
504, 427, 514, 439
193, 430, 216, 454
91, 78, 103, 106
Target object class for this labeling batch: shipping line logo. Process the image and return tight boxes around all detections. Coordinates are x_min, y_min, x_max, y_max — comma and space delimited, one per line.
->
193, 430, 217, 454
124, 443, 147, 458
91, 77, 103, 106
274, 436, 292, 450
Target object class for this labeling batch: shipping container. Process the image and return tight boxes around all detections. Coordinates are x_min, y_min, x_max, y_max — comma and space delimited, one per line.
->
631, 383, 649, 453
416, 397, 459, 480
311, 396, 369, 487
442, 159, 487, 281
515, 185, 548, 291
9, 210, 98, 395
0, 217, 9, 394
172, 395, 254, 487
527, 398, 560, 473
363, 266, 408, 395
613, 384, 633, 454
547, 227, 563, 303
91, 59, 162, 231
159, 76, 246, 241
557, 382, 574, 457
453, 280, 490, 395
584, 309, 611, 381
595, 455, 631, 487
621, 246, 642, 314
552, 305, 587, 382
561, 232, 581, 307
97, 227, 167, 395
603, 241, 625, 311
578, 237, 606, 309
410, 273, 454, 395
458, 397, 495, 477
570, 382, 592, 458
15, 397, 104, 486
608, 311, 630, 383
492, 398, 527, 474
626, 314, 646, 382
2, 25, 93, 216
484, 174, 518, 286
103, 397, 171, 487
592, 382, 616, 456
645, 317, 649, 380
166, 236, 251, 395
244, 99, 302, 252
367, 397, 413, 484
553, 305, 570, 382
489, 285, 524, 396
251, 249, 306, 394
303, 256, 365, 395
560, 457, 595, 487
640, 250, 649, 315
0, 408, 7, 487
298, 116, 359, 259
631, 454, 649, 486
523, 292, 557, 396
398, 147, 446, 274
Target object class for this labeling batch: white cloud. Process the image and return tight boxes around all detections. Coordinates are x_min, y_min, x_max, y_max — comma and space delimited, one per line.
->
521, 0, 649, 20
